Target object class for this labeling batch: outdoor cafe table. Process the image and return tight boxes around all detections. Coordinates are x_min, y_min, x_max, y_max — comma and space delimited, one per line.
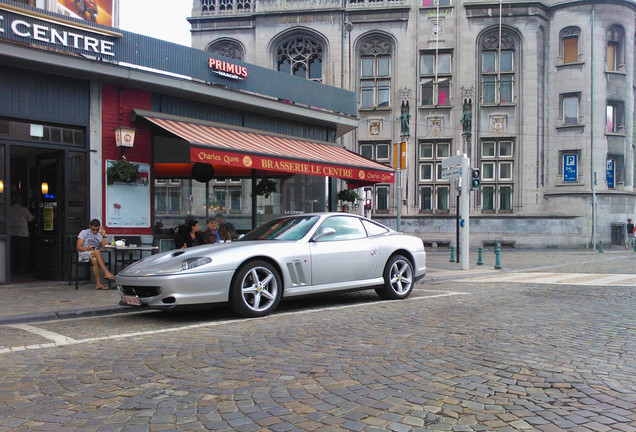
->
104, 245, 159, 275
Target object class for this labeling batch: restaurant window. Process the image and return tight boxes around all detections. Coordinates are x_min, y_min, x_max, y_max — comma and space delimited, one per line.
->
479, 140, 514, 213
418, 141, 451, 212
276, 34, 323, 83
606, 25, 624, 72
560, 27, 580, 64
359, 36, 392, 109
480, 29, 516, 104
420, 51, 452, 106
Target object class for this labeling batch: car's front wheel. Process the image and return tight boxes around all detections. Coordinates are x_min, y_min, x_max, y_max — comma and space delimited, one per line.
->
375, 254, 414, 300
230, 260, 282, 317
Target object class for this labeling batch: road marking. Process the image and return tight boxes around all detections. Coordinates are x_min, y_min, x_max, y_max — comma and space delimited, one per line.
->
466, 272, 636, 286
0, 290, 467, 355
8, 324, 78, 344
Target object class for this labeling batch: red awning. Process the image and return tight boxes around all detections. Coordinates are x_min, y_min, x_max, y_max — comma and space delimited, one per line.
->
137, 112, 394, 184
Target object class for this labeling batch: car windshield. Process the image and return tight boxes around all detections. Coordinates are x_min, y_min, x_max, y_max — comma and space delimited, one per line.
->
239, 216, 320, 241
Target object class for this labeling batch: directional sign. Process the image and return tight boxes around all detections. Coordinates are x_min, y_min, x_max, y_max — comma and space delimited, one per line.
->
441, 166, 462, 179
442, 154, 465, 169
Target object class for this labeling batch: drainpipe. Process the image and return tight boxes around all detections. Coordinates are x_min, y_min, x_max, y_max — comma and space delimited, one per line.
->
591, 8, 596, 251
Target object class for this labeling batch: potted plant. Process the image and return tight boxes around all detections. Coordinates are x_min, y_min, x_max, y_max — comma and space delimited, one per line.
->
106, 159, 140, 185
337, 188, 361, 203
255, 178, 277, 198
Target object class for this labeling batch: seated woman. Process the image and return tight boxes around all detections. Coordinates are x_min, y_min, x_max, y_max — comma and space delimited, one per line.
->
175, 218, 203, 248
77, 219, 115, 290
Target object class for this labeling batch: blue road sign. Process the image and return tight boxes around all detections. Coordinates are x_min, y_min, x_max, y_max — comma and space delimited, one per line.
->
563, 154, 577, 182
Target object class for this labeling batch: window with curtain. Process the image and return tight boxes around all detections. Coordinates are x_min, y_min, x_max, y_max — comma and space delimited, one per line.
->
276, 35, 323, 83
359, 36, 392, 109
561, 94, 580, 125
559, 27, 581, 64
606, 102, 624, 133
606, 25, 624, 72
420, 51, 452, 106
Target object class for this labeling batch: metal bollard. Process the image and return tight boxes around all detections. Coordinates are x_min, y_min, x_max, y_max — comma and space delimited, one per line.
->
599, 240, 604, 253
477, 246, 483, 266
450, 246, 456, 262
494, 246, 502, 269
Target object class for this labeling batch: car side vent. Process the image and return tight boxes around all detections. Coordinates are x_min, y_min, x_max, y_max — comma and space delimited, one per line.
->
286, 260, 308, 286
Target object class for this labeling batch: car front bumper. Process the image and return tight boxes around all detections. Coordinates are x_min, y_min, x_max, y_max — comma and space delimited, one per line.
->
115, 269, 235, 309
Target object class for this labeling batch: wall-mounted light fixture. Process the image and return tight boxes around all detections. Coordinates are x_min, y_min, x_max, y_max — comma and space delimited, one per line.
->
114, 126, 137, 158
0, 181, 4, 194
41, 182, 49, 195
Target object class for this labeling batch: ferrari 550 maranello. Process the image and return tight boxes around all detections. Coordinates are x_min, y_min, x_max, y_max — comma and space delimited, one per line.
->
116, 213, 426, 317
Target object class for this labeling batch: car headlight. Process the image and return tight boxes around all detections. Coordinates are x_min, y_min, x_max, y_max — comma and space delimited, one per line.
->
182, 257, 212, 270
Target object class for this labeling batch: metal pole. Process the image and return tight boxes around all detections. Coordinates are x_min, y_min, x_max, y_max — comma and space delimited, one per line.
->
460, 155, 470, 270
456, 191, 460, 263
396, 168, 401, 231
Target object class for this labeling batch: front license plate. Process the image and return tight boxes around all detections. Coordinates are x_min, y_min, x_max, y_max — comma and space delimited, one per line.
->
122, 295, 142, 306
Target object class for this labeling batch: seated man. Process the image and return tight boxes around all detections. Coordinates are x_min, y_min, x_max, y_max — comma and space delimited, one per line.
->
77, 219, 115, 290
216, 213, 237, 240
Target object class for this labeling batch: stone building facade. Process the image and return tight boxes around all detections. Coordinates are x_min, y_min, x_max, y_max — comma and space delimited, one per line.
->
190, 0, 635, 248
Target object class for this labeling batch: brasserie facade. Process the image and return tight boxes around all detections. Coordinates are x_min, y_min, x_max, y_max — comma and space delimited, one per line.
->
0, 0, 393, 284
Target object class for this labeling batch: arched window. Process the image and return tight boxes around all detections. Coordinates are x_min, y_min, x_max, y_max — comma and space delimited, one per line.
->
207, 40, 244, 61
480, 29, 516, 104
276, 35, 323, 83
559, 27, 581, 64
358, 36, 392, 109
607, 25, 625, 72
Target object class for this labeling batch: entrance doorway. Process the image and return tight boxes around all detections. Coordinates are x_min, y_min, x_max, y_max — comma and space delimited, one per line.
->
9, 146, 86, 283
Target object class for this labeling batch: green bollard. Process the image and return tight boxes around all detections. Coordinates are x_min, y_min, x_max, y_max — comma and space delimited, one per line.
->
633, 242, 636, 252
450, 246, 456, 263
494, 246, 502, 269
599, 240, 604, 253
477, 247, 483, 266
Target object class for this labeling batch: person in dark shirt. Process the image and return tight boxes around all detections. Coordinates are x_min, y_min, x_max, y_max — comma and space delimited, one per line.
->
216, 213, 236, 239
175, 218, 203, 248
627, 218, 634, 249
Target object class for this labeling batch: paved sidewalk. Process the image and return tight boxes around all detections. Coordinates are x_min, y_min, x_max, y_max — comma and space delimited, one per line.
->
0, 248, 631, 325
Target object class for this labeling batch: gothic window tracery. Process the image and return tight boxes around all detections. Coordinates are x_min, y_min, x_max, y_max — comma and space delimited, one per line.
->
276, 35, 323, 82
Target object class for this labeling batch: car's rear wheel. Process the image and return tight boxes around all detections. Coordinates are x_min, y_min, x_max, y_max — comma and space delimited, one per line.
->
375, 254, 414, 300
230, 260, 282, 317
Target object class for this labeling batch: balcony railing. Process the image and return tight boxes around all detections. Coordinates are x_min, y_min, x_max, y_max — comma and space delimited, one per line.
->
198, 0, 407, 15
257, 0, 341, 12
347, 0, 406, 8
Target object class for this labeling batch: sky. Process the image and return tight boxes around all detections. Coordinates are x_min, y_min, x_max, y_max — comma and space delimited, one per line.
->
118, 1, 192, 47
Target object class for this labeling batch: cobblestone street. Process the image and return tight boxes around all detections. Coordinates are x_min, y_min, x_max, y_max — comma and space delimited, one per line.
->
0, 250, 635, 431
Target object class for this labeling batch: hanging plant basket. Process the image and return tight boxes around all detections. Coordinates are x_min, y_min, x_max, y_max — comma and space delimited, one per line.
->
255, 178, 277, 198
107, 159, 140, 185
337, 189, 361, 203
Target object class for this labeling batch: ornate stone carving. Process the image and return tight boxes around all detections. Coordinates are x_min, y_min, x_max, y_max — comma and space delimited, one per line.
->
490, 115, 506, 133
368, 119, 382, 136
482, 29, 515, 50
428, 117, 443, 136
207, 40, 244, 60
360, 38, 391, 55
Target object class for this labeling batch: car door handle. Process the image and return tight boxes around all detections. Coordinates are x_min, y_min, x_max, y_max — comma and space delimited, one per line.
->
370, 249, 377, 256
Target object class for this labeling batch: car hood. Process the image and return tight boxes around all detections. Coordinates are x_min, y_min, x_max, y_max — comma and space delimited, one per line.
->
117, 241, 284, 277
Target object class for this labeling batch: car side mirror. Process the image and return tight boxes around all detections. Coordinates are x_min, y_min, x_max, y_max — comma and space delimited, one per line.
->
313, 227, 336, 241
238, 234, 245, 240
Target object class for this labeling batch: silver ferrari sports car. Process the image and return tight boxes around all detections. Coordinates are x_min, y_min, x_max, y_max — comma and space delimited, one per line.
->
116, 213, 426, 317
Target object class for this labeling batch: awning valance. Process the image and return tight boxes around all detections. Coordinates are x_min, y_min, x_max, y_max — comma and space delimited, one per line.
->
133, 110, 394, 185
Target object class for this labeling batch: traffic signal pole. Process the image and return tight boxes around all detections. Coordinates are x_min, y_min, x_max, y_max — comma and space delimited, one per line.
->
460, 156, 470, 270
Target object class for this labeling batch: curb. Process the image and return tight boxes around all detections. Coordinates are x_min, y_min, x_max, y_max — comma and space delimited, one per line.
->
0, 305, 136, 325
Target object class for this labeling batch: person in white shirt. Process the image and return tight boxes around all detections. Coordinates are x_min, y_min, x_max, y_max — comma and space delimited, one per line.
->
77, 219, 115, 289
10, 194, 34, 273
